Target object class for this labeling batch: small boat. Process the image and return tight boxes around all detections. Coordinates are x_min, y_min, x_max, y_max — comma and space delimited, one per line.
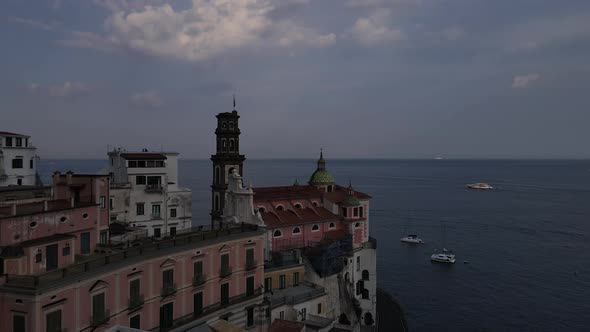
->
400, 234, 424, 244
466, 183, 493, 190
431, 249, 456, 264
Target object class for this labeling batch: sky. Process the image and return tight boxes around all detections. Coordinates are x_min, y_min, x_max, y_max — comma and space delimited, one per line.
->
1, 0, 590, 159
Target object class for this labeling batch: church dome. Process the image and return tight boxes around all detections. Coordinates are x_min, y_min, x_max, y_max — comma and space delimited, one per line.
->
309, 169, 335, 185
308, 150, 335, 185
341, 182, 360, 207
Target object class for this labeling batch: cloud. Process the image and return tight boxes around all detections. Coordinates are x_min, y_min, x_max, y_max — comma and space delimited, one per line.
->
351, 10, 405, 45
28, 82, 91, 97
8, 17, 57, 30
131, 91, 165, 108
63, 0, 335, 61
511, 74, 540, 89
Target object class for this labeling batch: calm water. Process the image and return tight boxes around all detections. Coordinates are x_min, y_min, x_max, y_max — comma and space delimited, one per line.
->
38, 159, 590, 331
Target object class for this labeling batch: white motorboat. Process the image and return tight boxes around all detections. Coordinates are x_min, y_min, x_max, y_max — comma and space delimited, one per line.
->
431, 249, 456, 264
466, 183, 493, 190
400, 234, 424, 244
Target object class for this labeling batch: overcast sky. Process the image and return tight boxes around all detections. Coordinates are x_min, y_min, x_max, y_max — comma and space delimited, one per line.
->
2, 0, 590, 159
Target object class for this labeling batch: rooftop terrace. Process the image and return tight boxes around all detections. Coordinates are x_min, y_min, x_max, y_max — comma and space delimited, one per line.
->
269, 282, 327, 308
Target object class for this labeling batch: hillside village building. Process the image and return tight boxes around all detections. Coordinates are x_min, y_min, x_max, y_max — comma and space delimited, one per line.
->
0, 132, 41, 187
106, 150, 192, 237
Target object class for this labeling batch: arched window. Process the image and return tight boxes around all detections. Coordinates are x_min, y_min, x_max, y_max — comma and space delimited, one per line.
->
329, 222, 335, 229
362, 270, 369, 281
276, 205, 284, 211
294, 203, 302, 209
215, 167, 221, 184
258, 207, 266, 213
327, 185, 333, 192
273, 230, 282, 237
292, 227, 301, 235
311, 224, 319, 231
229, 139, 235, 152
355, 222, 360, 228
312, 201, 319, 207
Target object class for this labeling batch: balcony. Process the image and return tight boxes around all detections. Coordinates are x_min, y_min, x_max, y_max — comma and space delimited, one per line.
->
219, 266, 232, 278
90, 309, 110, 327
151, 213, 162, 220
192, 274, 206, 286
161, 283, 177, 297
128, 294, 145, 309
245, 259, 257, 271
145, 184, 163, 193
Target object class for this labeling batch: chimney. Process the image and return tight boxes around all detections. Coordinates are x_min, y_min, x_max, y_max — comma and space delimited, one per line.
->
66, 171, 73, 185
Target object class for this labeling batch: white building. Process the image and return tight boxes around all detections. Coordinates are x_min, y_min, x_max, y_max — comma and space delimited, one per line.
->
0, 131, 40, 187
106, 149, 192, 237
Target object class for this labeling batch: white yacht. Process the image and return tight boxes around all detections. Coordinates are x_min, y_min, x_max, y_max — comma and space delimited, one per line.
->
431, 249, 456, 264
400, 234, 424, 244
466, 183, 493, 190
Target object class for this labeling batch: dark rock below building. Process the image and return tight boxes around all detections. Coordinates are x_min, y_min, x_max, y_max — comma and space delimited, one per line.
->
376, 288, 408, 332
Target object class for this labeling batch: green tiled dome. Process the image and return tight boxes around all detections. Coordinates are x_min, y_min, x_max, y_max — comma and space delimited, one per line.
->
309, 169, 335, 185
341, 192, 360, 207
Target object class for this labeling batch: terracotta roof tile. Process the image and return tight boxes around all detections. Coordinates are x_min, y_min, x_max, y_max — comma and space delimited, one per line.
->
254, 185, 322, 202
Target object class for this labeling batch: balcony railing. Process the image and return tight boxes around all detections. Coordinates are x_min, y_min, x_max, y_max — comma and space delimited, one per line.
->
161, 283, 177, 297
245, 259, 257, 271
128, 294, 145, 309
145, 184, 163, 193
90, 309, 110, 327
192, 274, 206, 286
2, 224, 261, 290
219, 266, 232, 278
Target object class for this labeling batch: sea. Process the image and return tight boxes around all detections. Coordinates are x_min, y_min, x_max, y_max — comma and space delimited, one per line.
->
38, 159, 590, 331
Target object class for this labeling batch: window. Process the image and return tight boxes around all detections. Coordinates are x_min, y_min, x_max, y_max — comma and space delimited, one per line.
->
327, 185, 333, 192
152, 204, 161, 218
258, 207, 266, 213
170, 227, 176, 236
109, 198, 113, 211
92, 292, 106, 324
355, 222, 360, 228
46, 309, 61, 332
194, 292, 203, 315
62, 246, 70, 256
356, 256, 361, 271
246, 248, 255, 269
220, 283, 229, 305
136, 176, 146, 185
155, 160, 165, 167
279, 275, 286, 289
293, 272, 299, 287
220, 254, 229, 275
136, 203, 145, 215
147, 176, 161, 187
162, 269, 174, 294
154, 228, 161, 238
214, 195, 220, 211
318, 303, 322, 314
353, 207, 359, 217
312, 201, 319, 207
246, 307, 254, 327
170, 208, 177, 218
246, 276, 254, 296
292, 227, 301, 235
329, 222, 335, 229
264, 277, 272, 293
35, 250, 42, 263
12, 158, 23, 169
294, 203, 302, 209
17, 179, 22, 186
276, 205, 284, 211
300, 308, 307, 320
159, 302, 173, 329
24, 138, 28, 147
130, 315, 140, 329
359, 206, 364, 218
30, 158, 34, 169
128, 160, 137, 168
137, 161, 146, 168
229, 139, 235, 152
279, 311, 284, 320
130, 278, 140, 304
100, 231, 108, 245
273, 230, 282, 238
312, 224, 320, 231
5, 137, 12, 147
13, 314, 25, 332
215, 167, 221, 184
222, 139, 227, 151
342, 207, 348, 217
362, 270, 370, 281
100, 196, 106, 209
15, 137, 22, 147
146, 160, 155, 168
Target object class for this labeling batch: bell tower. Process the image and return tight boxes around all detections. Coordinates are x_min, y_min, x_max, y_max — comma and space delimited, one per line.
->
210, 98, 245, 228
